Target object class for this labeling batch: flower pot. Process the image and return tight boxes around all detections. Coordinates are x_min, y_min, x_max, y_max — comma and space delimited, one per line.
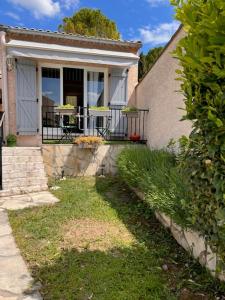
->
54, 108, 75, 115
7, 141, 16, 147
122, 111, 139, 118
129, 134, 141, 142
89, 109, 111, 117
78, 143, 98, 149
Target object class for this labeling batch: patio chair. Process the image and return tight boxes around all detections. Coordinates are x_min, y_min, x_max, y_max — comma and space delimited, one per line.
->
59, 115, 78, 142
96, 116, 112, 140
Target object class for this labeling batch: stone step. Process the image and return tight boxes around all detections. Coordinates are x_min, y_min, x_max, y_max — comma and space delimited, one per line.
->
0, 185, 48, 198
1, 147, 48, 197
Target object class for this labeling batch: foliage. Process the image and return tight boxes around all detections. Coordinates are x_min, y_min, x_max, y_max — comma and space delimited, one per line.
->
59, 8, 120, 40
138, 47, 164, 81
89, 106, 110, 111
73, 136, 103, 145
121, 106, 138, 113
172, 0, 225, 259
6, 134, 17, 147
9, 177, 223, 299
117, 147, 191, 225
56, 104, 74, 109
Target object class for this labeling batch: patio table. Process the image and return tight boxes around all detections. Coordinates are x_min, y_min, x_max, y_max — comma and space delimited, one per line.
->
55, 109, 78, 142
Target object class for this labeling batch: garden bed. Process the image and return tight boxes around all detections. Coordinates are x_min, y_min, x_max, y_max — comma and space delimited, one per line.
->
117, 147, 225, 283
132, 187, 223, 281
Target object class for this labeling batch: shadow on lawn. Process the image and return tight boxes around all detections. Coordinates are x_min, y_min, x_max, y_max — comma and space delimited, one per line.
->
94, 177, 225, 299
35, 246, 176, 300
33, 177, 224, 300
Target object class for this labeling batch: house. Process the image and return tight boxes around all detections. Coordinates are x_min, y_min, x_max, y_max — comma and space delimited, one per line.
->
0, 25, 143, 146
135, 26, 192, 149
0, 24, 191, 195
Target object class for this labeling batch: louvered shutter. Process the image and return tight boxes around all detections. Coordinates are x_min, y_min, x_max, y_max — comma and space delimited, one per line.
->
16, 59, 38, 135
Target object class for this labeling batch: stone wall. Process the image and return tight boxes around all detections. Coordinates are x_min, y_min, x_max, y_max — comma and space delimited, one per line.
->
42, 144, 129, 178
1, 147, 48, 197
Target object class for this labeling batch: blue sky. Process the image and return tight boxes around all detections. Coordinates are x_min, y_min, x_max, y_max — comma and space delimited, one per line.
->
0, 0, 179, 53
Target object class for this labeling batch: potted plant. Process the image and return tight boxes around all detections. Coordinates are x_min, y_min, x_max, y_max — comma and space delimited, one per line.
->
54, 104, 75, 115
121, 106, 139, 118
6, 134, 17, 147
129, 133, 141, 142
73, 136, 103, 149
89, 106, 111, 117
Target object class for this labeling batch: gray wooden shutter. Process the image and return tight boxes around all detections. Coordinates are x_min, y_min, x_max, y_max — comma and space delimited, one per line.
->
109, 69, 127, 106
16, 59, 38, 135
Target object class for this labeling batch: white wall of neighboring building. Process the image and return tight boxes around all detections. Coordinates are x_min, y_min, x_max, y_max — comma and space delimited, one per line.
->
136, 27, 192, 149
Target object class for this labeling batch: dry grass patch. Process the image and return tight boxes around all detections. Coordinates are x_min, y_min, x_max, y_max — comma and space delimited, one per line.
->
61, 218, 136, 252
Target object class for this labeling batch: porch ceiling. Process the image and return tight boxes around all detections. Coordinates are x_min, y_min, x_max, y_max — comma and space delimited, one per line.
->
6, 40, 139, 67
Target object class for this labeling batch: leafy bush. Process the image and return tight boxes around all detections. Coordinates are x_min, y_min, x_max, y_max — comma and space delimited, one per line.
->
6, 134, 17, 147
117, 147, 191, 226
74, 136, 103, 145
56, 104, 74, 109
172, 0, 225, 259
89, 106, 109, 111
121, 106, 138, 113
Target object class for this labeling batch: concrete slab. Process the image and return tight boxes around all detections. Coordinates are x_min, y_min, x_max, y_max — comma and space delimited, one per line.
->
1, 192, 59, 211
0, 211, 12, 237
0, 234, 20, 257
0, 255, 33, 294
0, 191, 60, 299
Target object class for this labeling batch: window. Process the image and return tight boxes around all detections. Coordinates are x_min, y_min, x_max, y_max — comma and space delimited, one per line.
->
42, 68, 60, 107
87, 71, 104, 107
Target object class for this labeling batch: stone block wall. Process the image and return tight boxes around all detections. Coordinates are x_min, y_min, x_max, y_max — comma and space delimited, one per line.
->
1, 147, 48, 196
42, 144, 128, 178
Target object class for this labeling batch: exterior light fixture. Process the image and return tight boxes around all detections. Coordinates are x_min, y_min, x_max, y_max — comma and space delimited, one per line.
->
6, 56, 15, 71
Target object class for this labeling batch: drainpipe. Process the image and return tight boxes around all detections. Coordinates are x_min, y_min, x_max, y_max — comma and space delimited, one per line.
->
0, 31, 9, 138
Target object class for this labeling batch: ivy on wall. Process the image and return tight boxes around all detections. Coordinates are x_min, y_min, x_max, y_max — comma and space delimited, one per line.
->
172, 0, 225, 262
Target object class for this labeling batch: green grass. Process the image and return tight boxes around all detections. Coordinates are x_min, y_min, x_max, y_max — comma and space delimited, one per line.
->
9, 177, 224, 299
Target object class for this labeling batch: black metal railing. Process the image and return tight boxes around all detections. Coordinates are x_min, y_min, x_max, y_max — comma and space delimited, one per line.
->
42, 106, 148, 144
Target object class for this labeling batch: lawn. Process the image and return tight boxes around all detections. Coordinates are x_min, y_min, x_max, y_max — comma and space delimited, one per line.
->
9, 177, 224, 299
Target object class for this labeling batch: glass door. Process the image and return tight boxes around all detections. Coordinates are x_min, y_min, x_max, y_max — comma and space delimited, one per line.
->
84, 71, 107, 134
87, 71, 105, 107
42, 67, 61, 128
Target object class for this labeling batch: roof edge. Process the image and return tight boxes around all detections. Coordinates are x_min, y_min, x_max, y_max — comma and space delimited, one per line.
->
137, 24, 183, 86
0, 24, 142, 49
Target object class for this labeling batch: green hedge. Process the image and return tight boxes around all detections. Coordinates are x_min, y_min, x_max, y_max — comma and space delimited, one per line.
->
172, 0, 225, 261
117, 147, 190, 226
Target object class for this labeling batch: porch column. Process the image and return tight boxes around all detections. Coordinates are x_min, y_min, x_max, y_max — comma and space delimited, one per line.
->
0, 32, 9, 138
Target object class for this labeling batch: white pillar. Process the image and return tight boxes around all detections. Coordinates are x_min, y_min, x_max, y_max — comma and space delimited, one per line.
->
0, 31, 9, 137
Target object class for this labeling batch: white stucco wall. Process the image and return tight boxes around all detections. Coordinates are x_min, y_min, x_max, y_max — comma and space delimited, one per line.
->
136, 28, 192, 149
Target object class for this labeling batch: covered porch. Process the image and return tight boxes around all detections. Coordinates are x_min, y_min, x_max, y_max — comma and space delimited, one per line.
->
0, 25, 145, 146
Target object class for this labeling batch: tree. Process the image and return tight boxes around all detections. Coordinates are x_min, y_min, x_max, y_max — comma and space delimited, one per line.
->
59, 8, 120, 40
138, 53, 147, 81
138, 47, 163, 81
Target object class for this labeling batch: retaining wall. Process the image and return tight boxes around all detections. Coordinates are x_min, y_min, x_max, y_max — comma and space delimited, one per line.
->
42, 144, 131, 178
133, 188, 225, 281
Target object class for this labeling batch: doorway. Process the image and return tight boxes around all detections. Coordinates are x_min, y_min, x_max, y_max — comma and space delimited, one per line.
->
63, 68, 84, 108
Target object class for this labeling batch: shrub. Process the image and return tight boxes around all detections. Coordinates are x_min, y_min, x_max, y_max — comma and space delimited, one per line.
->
56, 104, 74, 109
117, 147, 191, 226
89, 106, 109, 111
172, 0, 225, 259
121, 106, 138, 113
6, 134, 17, 147
73, 136, 103, 145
